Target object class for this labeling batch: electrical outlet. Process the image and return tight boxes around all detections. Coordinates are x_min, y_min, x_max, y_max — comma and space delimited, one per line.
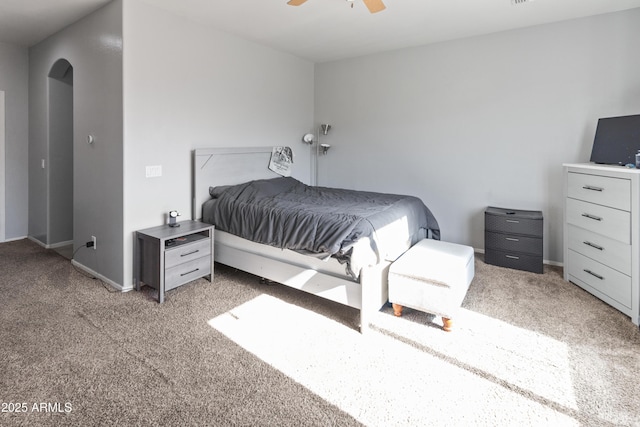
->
91, 236, 97, 250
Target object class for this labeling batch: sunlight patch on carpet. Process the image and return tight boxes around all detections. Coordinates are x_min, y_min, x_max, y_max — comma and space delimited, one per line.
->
209, 294, 580, 426
374, 306, 580, 413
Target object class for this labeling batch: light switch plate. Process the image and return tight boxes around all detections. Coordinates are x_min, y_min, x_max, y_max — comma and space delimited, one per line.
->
145, 165, 162, 178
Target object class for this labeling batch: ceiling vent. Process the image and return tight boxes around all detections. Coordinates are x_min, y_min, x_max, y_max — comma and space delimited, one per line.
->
511, 0, 534, 4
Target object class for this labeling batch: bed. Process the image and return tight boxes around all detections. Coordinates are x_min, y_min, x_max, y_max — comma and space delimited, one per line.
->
193, 147, 440, 332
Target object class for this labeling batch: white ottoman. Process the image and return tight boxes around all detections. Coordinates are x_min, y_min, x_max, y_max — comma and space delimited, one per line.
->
388, 239, 475, 331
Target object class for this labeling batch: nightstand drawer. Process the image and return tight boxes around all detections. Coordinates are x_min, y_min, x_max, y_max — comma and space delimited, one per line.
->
165, 256, 211, 291
566, 198, 630, 244
567, 224, 631, 275
567, 250, 631, 309
165, 238, 211, 269
567, 172, 630, 211
485, 231, 542, 256
485, 207, 543, 237
484, 249, 543, 274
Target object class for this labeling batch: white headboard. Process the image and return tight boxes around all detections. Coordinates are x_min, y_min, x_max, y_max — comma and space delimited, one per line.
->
192, 147, 281, 220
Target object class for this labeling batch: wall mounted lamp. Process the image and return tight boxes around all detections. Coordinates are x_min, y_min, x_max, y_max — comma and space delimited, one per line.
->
302, 133, 314, 144
300, 123, 332, 186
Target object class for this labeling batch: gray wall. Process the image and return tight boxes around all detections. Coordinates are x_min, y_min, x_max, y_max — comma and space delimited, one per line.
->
0, 42, 29, 240
121, 0, 315, 288
29, 0, 123, 284
19, 1, 639, 288
315, 8, 640, 263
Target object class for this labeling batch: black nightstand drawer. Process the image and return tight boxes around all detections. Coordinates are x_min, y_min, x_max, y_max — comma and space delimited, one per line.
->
485, 231, 542, 256
485, 207, 543, 237
485, 249, 543, 274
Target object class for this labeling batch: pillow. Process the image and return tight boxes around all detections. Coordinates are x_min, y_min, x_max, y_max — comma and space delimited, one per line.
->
209, 185, 233, 198
247, 177, 300, 198
210, 177, 302, 198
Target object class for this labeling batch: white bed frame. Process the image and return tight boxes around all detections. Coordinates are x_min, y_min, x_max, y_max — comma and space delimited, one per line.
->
193, 147, 390, 333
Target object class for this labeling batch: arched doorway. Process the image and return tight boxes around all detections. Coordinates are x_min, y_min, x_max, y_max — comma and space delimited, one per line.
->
48, 59, 74, 253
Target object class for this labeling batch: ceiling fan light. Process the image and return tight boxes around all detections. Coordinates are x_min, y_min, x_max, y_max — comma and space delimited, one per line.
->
363, 0, 386, 13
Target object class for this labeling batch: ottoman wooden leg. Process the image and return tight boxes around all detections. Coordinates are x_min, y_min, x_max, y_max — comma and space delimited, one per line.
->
392, 303, 403, 317
442, 317, 452, 332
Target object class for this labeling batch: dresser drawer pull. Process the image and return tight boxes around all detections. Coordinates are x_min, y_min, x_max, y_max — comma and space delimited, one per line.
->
505, 255, 520, 260
505, 237, 519, 242
583, 269, 604, 280
180, 268, 200, 277
505, 219, 519, 224
582, 185, 604, 192
583, 241, 604, 251
181, 250, 200, 257
581, 213, 602, 221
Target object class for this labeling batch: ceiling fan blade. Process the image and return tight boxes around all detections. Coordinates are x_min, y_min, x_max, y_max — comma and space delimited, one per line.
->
287, 0, 308, 6
362, 0, 386, 13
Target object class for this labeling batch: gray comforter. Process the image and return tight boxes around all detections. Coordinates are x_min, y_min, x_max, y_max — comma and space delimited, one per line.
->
202, 177, 439, 279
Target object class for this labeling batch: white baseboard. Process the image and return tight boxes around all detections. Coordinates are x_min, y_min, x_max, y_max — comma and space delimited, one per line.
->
26, 236, 74, 250
2, 235, 28, 243
27, 236, 46, 247
71, 259, 133, 293
48, 240, 73, 249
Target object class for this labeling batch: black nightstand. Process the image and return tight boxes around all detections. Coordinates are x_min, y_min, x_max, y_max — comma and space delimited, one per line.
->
484, 207, 543, 274
134, 220, 214, 302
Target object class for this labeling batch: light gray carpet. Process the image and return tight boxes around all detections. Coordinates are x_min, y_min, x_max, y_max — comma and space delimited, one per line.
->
1, 239, 639, 426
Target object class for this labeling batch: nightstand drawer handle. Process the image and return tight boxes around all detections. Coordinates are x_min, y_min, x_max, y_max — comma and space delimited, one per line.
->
505, 237, 519, 242
584, 269, 603, 280
582, 185, 603, 192
581, 213, 602, 221
505, 255, 520, 260
181, 250, 200, 257
583, 241, 604, 251
505, 219, 519, 224
181, 268, 200, 277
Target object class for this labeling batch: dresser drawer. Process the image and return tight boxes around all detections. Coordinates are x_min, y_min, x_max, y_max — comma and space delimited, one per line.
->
567, 224, 631, 275
485, 231, 542, 256
567, 250, 631, 309
165, 256, 211, 291
165, 238, 211, 269
485, 248, 543, 274
566, 198, 630, 244
567, 172, 630, 211
485, 209, 543, 237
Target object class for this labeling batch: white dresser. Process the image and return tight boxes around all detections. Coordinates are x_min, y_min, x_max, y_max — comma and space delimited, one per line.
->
563, 163, 639, 326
